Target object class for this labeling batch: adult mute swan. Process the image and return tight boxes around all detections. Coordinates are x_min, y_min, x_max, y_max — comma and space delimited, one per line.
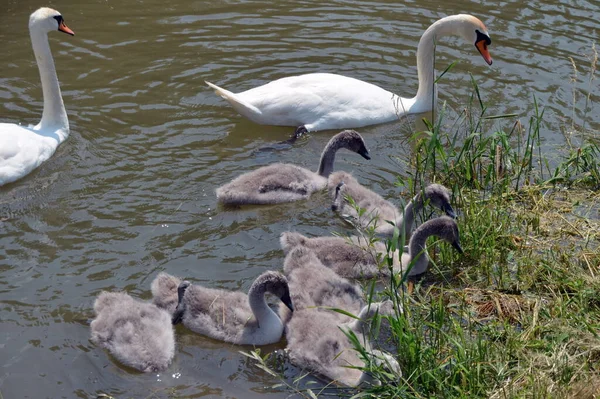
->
206, 14, 492, 135
0, 8, 74, 187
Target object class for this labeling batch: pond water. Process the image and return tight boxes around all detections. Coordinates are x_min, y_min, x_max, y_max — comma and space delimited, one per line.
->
0, 0, 597, 397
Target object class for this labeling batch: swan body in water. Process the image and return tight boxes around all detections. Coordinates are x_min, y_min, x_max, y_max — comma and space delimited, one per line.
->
206, 14, 492, 134
0, 8, 74, 186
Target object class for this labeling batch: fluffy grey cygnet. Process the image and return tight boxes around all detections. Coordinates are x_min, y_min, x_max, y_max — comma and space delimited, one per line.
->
216, 130, 370, 205
329, 175, 456, 237
153, 271, 294, 345
280, 216, 463, 278
282, 247, 402, 385
281, 231, 391, 279
279, 245, 365, 324
286, 305, 401, 387
90, 291, 175, 373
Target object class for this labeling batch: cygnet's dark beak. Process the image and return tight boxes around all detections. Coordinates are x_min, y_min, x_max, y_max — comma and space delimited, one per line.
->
452, 240, 464, 254
444, 204, 457, 219
172, 281, 191, 325
359, 148, 371, 160
281, 291, 294, 312
332, 181, 345, 211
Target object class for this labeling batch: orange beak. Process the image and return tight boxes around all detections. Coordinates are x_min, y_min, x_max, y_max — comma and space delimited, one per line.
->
58, 21, 75, 36
476, 40, 492, 65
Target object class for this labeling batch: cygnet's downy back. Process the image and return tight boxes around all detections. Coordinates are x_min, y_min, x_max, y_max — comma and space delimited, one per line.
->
90, 291, 175, 373
286, 304, 401, 387
280, 245, 365, 324
329, 179, 456, 238
280, 231, 401, 279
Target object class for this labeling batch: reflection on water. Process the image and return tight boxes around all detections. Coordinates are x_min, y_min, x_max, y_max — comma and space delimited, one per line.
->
0, 0, 597, 397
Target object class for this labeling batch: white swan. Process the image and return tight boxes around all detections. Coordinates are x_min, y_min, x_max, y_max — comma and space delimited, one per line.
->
206, 14, 492, 134
0, 8, 74, 187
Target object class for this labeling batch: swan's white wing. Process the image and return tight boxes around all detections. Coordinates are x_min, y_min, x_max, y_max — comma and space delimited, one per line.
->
222, 73, 407, 131
0, 123, 60, 186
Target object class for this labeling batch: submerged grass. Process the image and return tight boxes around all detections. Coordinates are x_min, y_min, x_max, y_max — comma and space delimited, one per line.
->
250, 53, 600, 398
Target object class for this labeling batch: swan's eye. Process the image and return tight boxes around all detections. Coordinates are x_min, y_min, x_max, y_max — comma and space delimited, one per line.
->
53, 15, 75, 36
475, 29, 491, 46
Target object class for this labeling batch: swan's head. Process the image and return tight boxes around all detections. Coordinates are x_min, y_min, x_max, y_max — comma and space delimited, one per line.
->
29, 8, 75, 36
331, 130, 371, 160
458, 15, 492, 66
252, 271, 294, 312
422, 183, 456, 218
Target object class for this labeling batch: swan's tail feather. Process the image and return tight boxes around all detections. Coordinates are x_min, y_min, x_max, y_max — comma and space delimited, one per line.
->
205, 81, 263, 120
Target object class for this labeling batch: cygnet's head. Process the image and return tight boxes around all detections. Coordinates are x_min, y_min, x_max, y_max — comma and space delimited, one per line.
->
363, 349, 403, 386
432, 216, 464, 254
29, 8, 75, 36
330, 130, 370, 160
251, 271, 294, 311
423, 184, 456, 218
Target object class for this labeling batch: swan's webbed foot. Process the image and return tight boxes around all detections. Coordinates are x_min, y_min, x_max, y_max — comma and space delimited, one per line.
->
256, 125, 309, 153
280, 125, 309, 145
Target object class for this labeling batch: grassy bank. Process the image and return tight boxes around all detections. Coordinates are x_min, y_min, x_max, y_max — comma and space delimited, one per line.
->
253, 60, 600, 398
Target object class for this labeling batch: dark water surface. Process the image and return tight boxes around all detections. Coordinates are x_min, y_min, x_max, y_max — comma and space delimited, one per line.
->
0, 0, 597, 397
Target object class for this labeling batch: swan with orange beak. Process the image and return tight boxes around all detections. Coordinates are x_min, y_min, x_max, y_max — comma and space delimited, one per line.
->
206, 14, 493, 137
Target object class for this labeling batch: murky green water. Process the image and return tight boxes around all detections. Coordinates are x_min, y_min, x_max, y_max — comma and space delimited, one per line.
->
0, 0, 597, 397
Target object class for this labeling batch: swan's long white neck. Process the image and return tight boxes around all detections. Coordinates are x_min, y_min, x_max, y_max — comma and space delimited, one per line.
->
408, 15, 471, 114
30, 28, 69, 133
